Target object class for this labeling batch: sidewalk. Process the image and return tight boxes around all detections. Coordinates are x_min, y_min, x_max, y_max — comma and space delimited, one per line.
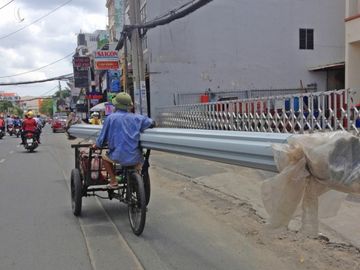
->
150, 151, 360, 248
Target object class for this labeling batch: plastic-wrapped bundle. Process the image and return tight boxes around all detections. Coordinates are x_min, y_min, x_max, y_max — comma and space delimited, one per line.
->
262, 131, 359, 235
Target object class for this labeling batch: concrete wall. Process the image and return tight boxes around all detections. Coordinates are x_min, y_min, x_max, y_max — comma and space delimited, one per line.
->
146, 0, 345, 115
346, 0, 360, 102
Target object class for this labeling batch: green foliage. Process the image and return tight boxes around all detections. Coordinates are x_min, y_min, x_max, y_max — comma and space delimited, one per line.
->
39, 99, 53, 116
0, 100, 13, 112
53, 88, 71, 99
0, 101, 23, 116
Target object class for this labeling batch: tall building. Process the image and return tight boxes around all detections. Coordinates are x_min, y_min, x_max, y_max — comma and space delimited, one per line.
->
141, 0, 345, 116
345, 0, 360, 103
0, 91, 20, 103
106, 0, 124, 42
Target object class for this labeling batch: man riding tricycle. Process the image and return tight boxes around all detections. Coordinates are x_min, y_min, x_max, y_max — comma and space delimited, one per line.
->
70, 92, 155, 236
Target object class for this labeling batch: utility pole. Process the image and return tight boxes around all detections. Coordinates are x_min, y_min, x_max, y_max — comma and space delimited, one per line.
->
58, 80, 62, 99
129, 0, 147, 115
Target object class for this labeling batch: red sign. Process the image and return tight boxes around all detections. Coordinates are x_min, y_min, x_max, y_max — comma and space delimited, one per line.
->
86, 94, 103, 100
95, 51, 118, 58
73, 57, 90, 68
95, 61, 119, 70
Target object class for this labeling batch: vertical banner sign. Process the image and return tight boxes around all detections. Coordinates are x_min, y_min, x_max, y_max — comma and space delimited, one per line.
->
73, 57, 90, 88
133, 82, 141, 114
140, 81, 148, 116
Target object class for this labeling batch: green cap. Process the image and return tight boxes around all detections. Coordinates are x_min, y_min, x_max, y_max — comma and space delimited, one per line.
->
112, 92, 133, 110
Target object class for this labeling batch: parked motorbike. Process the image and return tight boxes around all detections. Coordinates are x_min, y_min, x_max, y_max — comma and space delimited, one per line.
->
7, 124, 14, 136
23, 131, 38, 152
14, 126, 21, 138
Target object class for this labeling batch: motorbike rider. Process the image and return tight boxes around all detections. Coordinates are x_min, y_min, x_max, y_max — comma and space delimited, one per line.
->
13, 115, 22, 127
6, 114, 14, 133
0, 114, 5, 133
89, 112, 101, 125
21, 111, 38, 145
33, 114, 42, 143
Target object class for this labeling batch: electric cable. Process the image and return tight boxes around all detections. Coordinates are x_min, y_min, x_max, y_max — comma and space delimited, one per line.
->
0, 0, 73, 40
0, 0, 14, 10
18, 85, 58, 102
117, 0, 213, 50
0, 73, 73, 86
0, 52, 73, 79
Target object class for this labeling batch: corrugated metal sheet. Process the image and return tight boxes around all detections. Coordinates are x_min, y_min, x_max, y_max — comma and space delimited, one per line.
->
68, 125, 292, 172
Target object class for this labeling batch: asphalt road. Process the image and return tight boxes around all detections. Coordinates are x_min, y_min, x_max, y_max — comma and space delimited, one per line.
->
0, 126, 290, 270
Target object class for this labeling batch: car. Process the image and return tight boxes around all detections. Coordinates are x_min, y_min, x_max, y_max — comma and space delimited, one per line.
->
51, 117, 67, 133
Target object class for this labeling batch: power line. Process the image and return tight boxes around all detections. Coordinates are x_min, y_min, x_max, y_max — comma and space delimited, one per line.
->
0, 73, 73, 86
18, 85, 58, 102
117, 0, 213, 50
0, 0, 14, 10
0, 52, 73, 79
0, 0, 73, 40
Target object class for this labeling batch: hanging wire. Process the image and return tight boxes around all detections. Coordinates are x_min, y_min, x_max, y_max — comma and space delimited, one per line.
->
0, 0, 73, 40
0, 52, 73, 79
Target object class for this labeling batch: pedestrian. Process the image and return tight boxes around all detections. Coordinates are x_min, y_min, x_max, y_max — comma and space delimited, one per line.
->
66, 112, 80, 139
94, 92, 155, 189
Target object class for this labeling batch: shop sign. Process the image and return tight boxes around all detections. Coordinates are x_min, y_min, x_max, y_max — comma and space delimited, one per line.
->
73, 67, 89, 88
73, 57, 91, 68
94, 50, 119, 70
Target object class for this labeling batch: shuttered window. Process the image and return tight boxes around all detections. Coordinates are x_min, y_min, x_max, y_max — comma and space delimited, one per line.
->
299, 28, 314, 50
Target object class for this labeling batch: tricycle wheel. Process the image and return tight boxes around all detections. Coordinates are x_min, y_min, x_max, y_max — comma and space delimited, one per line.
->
71, 168, 82, 216
128, 172, 146, 236
143, 171, 151, 206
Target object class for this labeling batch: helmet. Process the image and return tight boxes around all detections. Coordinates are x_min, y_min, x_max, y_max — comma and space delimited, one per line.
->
26, 111, 34, 118
112, 92, 133, 110
91, 112, 100, 118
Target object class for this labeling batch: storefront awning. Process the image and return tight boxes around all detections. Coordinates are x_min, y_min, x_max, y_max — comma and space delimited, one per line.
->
308, 62, 345, 71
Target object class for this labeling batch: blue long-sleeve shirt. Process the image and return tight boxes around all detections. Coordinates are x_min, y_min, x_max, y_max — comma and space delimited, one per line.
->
96, 110, 153, 166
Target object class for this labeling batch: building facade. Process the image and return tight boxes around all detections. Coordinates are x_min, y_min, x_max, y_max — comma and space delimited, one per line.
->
346, 0, 360, 103
0, 91, 20, 103
106, 0, 124, 42
144, 0, 345, 115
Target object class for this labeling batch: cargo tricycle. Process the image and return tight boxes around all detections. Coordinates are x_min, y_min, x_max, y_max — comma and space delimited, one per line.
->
70, 143, 151, 236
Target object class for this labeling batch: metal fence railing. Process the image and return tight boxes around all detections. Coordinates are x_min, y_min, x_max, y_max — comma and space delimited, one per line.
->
157, 89, 360, 135
175, 87, 317, 105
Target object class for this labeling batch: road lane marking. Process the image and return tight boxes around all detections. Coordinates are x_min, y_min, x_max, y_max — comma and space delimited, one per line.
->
0, 159, 5, 163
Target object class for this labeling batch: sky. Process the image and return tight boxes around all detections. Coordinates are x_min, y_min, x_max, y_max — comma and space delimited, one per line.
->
0, 0, 107, 97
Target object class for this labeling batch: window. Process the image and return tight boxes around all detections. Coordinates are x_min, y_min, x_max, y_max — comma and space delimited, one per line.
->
299, 28, 314, 50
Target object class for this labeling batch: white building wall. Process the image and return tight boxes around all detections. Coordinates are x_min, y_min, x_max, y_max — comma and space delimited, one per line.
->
346, 0, 360, 103
146, 0, 345, 115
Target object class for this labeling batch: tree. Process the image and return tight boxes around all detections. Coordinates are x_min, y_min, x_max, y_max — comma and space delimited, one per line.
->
0, 100, 13, 113
54, 88, 71, 99
0, 101, 23, 116
39, 99, 53, 116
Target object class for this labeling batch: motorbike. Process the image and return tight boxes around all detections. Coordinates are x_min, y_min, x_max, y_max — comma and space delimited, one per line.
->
14, 126, 21, 138
0, 129, 4, 139
7, 124, 14, 136
23, 131, 38, 152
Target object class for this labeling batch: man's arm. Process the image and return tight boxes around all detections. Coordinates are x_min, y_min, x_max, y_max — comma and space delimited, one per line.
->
95, 118, 109, 148
140, 116, 155, 132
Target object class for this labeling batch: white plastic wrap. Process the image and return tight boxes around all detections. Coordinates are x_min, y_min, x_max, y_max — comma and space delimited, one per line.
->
262, 131, 359, 236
